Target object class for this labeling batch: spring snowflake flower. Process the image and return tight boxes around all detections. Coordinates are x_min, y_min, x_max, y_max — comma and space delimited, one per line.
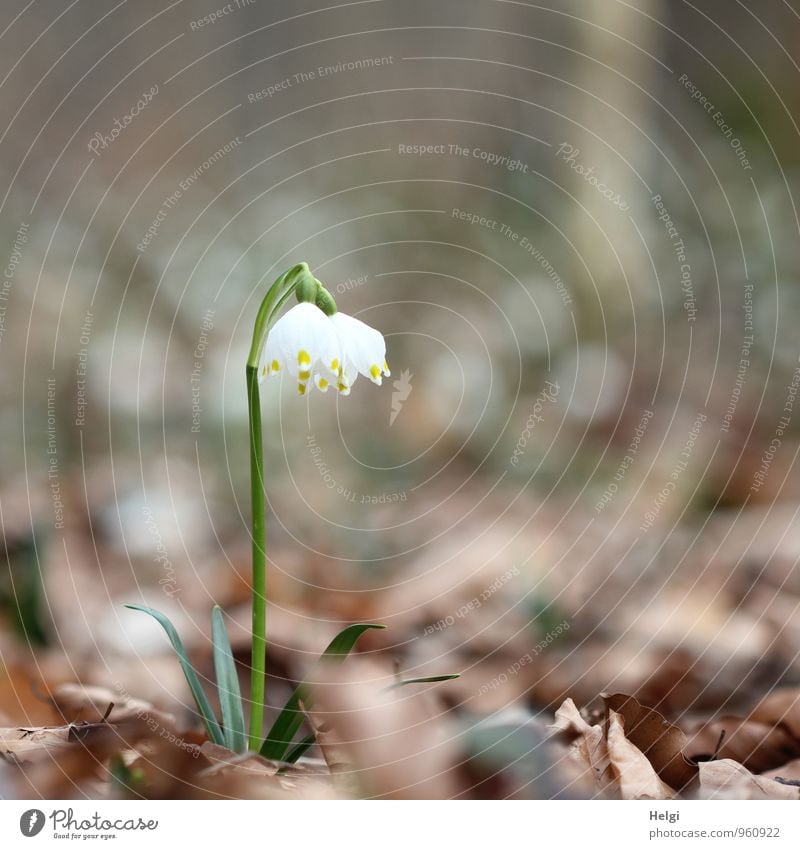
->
259, 302, 341, 394
330, 312, 390, 394
259, 279, 390, 396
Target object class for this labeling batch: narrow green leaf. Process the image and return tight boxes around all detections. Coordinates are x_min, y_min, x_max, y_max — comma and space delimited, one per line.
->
260, 623, 385, 760
387, 674, 461, 690
124, 604, 224, 746
260, 691, 303, 761
321, 623, 387, 658
283, 733, 317, 765
211, 605, 247, 753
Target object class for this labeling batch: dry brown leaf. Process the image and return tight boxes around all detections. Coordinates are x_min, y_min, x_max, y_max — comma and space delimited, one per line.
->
197, 741, 279, 778
13, 746, 113, 799
603, 693, 697, 789
552, 697, 594, 739
309, 659, 462, 799
606, 711, 676, 800
750, 688, 800, 740
699, 758, 800, 800
3, 715, 163, 798
762, 758, 800, 783
50, 683, 177, 731
685, 716, 800, 773
550, 698, 613, 794
0, 725, 75, 760
192, 741, 334, 799
300, 699, 359, 797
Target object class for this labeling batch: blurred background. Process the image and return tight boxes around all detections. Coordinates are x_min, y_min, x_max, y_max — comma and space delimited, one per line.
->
2, 0, 800, 798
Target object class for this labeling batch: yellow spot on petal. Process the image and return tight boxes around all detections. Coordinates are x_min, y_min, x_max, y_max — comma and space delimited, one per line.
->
261, 365, 267, 376
298, 350, 311, 366
383, 360, 390, 374
298, 383, 306, 395
271, 359, 280, 372
370, 364, 381, 379
299, 369, 311, 380
337, 382, 347, 392
318, 378, 329, 390
330, 358, 339, 371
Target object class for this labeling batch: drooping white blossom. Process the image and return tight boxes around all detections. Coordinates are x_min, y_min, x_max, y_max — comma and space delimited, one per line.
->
261, 302, 389, 396
259, 302, 340, 394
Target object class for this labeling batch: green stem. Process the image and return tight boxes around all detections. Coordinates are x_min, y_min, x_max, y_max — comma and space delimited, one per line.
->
245, 263, 306, 750
247, 363, 266, 750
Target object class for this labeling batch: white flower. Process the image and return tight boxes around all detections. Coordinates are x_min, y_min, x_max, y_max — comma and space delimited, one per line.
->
260, 303, 390, 396
260, 303, 340, 394
329, 312, 390, 394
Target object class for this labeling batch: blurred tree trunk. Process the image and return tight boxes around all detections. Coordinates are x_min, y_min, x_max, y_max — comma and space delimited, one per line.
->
572, 0, 663, 336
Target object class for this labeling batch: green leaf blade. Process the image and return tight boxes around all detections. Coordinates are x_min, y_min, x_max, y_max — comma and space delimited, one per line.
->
124, 603, 224, 746
321, 623, 386, 658
284, 733, 317, 765
260, 623, 385, 761
388, 674, 461, 690
211, 605, 247, 753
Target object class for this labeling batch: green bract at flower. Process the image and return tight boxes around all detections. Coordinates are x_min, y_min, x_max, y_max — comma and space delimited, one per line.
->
259, 281, 390, 396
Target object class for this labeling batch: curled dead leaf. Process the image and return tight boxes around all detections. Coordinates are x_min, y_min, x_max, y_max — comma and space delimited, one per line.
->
0, 725, 75, 761
192, 741, 335, 799
700, 758, 800, 800
602, 693, 697, 790
750, 688, 800, 740
50, 683, 176, 731
550, 698, 613, 796
606, 711, 676, 800
685, 716, 800, 773
762, 758, 800, 783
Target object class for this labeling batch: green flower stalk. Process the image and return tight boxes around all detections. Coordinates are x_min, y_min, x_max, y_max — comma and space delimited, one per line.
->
245, 262, 309, 748
245, 263, 390, 749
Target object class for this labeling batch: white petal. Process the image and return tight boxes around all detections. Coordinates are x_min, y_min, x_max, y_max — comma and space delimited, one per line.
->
261, 303, 341, 383
330, 313, 389, 386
